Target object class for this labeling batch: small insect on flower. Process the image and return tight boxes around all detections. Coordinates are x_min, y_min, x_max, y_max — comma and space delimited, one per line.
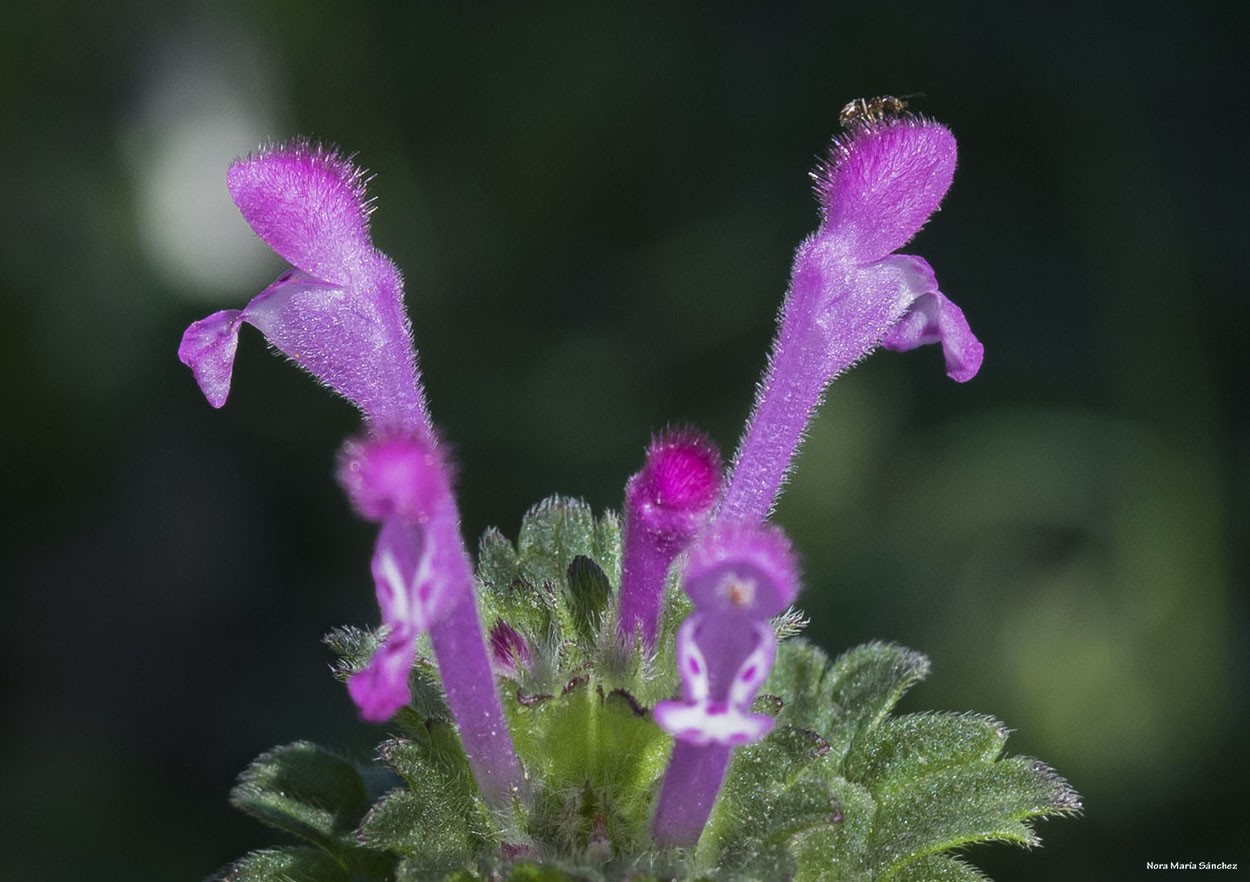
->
838, 94, 920, 128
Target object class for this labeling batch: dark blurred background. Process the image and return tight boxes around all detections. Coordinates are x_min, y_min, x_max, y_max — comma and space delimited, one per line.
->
2, 2, 1246, 879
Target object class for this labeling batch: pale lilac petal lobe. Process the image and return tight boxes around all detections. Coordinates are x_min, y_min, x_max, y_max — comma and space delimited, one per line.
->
227, 142, 372, 286
882, 289, 984, 382
178, 309, 243, 408
348, 626, 416, 722
653, 700, 775, 748
816, 118, 957, 263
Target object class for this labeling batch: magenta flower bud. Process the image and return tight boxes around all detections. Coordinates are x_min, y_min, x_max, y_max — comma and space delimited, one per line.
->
618, 428, 722, 647
720, 115, 983, 523
488, 620, 531, 675
651, 522, 799, 847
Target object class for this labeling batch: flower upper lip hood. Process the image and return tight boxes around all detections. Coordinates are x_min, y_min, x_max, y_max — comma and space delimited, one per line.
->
813, 114, 957, 263
178, 141, 432, 441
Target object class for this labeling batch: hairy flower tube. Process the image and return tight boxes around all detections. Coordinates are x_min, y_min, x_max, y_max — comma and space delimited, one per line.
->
617, 428, 722, 648
650, 523, 799, 847
719, 115, 984, 523
178, 142, 526, 809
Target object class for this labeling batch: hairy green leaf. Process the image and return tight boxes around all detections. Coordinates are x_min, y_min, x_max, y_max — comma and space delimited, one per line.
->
230, 742, 369, 850
517, 497, 599, 591
869, 757, 1080, 874
887, 854, 990, 882
216, 847, 355, 882
360, 788, 473, 872
844, 713, 1009, 798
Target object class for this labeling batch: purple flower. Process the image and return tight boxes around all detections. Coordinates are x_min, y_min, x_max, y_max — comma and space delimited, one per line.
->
180, 142, 526, 808
719, 116, 983, 523
618, 428, 722, 648
651, 523, 799, 847
178, 141, 431, 440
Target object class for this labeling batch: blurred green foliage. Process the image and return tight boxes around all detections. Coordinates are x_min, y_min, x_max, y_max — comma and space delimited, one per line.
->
1, 2, 1245, 880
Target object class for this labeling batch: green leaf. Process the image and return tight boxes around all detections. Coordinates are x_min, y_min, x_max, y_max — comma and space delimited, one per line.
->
591, 509, 622, 587
566, 555, 613, 644
215, 847, 354, 882
323, 625, 380, 679
787, 777, 877, 882
703, 727, 870, 875
764, 640, 832, 731
887, 855, 990, 882
869, 757, 1080, 875
516, 497, 599, 590
709, 839, 798, 882
769, 641, 929, 763
380, 729, 477, 806
359, 788, 473, 873
478, 526, 521, 589
229, 742, 369, 850
844, 713, 1009, 798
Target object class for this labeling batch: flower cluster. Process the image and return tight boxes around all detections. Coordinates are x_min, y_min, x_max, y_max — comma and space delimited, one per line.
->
180, 110, 980, 848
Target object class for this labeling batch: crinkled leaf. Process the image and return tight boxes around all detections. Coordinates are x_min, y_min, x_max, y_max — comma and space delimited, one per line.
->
845, 713, 1008, 798
703, 726, 865, 871
788, 777, 877, 882
480, 499, 622, 668
215, 847, 356, 882
230, 742, 369, 850
887, 854, 990, 882
765, 639, 832, 731
591, 509, 622, 587
869, 757, 1080, 874
359, 788, 473, 873
516, 497, 599, 590
324, 624, 380, 677
821, 643, 930, 763
769, 641, 929, 762
709, 839, 798, 882
478, 526, 521, 589
380, 729, 478, 806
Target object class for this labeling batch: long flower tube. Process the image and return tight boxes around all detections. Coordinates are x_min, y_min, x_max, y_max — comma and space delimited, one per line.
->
718, 115, 984, 523
178, 142, 527, 809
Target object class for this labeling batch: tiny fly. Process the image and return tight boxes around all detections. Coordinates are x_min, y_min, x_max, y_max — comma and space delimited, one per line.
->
838, 94, 922, 128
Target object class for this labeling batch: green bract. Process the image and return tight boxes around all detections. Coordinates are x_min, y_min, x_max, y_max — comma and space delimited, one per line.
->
217, 498, 1078, 882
